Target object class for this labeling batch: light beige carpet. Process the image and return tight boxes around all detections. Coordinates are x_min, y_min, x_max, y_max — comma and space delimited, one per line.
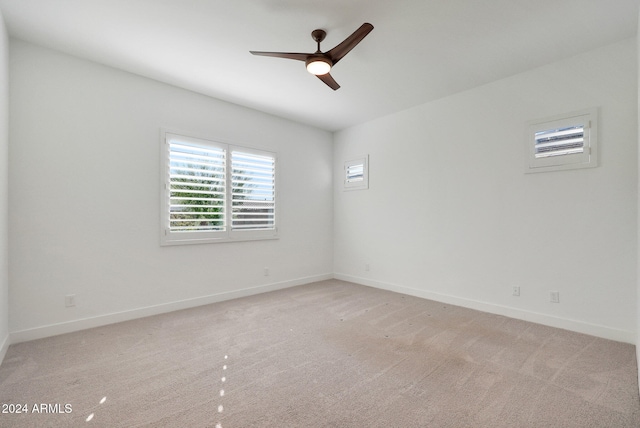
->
0, 279, 639, 427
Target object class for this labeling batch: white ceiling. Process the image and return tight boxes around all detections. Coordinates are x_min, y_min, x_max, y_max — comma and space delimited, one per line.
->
0, 0, 638, 131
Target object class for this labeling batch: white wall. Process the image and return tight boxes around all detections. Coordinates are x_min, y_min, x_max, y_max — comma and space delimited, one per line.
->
637, 10, 640, 393
9, 40, 333, 341
0, 10, 9, 360
335, 38, 638, 343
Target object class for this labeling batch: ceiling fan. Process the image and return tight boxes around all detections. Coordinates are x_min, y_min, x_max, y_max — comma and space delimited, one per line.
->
250, 23, 374, 90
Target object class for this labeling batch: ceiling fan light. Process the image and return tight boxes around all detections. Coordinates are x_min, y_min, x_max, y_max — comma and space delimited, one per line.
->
306, 58, 331, 75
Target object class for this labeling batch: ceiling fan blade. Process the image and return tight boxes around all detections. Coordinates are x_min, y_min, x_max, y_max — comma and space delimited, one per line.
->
249, 51, 310, 62
326, 23, 374, 65
317, 73, 340, 90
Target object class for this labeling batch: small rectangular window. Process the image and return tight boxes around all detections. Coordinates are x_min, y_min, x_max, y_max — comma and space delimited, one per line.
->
344, 156, 369, 190
161, 131, 277, 245
525, 108, 598, 173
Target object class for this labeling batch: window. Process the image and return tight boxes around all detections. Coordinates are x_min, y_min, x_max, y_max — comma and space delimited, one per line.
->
161, 131, 277, 245
230, 150, 276, 232
525, 108, 598, 173
344, 155, 369, 190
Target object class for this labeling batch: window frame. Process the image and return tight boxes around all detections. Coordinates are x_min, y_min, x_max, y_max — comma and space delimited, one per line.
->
160, 130, 278, 246
525, 108, 598, 174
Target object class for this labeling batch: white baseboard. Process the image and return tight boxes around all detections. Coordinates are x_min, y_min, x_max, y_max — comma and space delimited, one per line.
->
334, 273, 635, 344
10, 272, 634, 346
10, 273, 333, 344
637, 348, 640, 396
0, 333, 9, 365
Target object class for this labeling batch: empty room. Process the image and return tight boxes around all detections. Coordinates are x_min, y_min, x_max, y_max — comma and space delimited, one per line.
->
1, 0, 640, 426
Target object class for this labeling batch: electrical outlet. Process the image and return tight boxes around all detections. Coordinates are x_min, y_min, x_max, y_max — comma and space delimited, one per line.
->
264, 267, 269, 276
512, 286, 520, 297
65, 294, 76, 307
550, 291, 560, 303
365, 263, 370, 272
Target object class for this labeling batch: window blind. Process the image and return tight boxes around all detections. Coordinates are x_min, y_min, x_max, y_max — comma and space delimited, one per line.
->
168, 141, 226, 232
534, 124, 586, 158
231, 151, 276, 231
346, 163, 365, 183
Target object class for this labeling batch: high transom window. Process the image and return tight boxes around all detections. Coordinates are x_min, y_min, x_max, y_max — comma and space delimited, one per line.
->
344, 155, 369, 190
526, 109, 598, 173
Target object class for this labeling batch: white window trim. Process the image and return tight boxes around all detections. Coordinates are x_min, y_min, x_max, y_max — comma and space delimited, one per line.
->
160, 130, 278, 246
525, 108, 598, 174
344, 155, 369, 191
